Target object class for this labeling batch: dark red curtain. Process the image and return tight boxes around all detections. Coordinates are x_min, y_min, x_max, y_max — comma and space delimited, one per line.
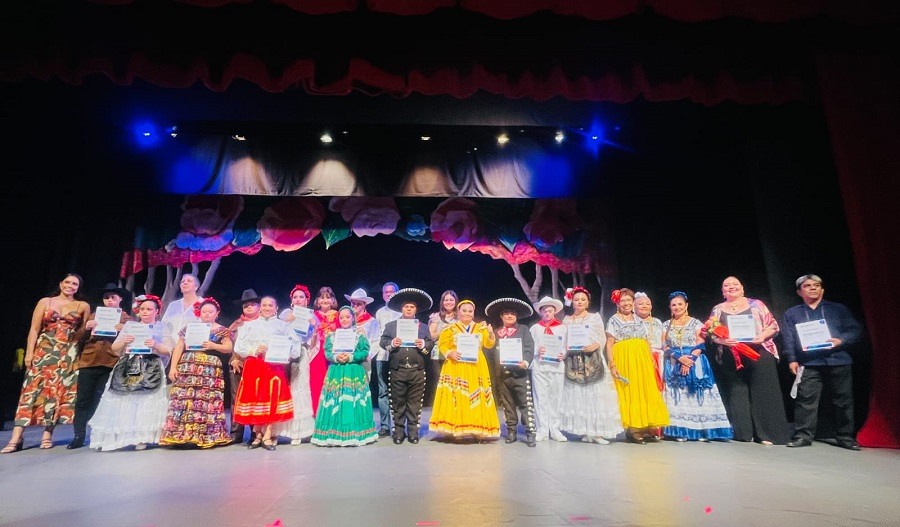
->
817, 53, 900, 448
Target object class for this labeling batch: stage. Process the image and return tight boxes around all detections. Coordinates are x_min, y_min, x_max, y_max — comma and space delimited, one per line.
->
1, 409, 898, 527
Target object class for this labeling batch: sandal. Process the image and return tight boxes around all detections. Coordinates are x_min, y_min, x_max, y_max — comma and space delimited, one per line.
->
40, 433, 54, 449
2, 439, 24, 454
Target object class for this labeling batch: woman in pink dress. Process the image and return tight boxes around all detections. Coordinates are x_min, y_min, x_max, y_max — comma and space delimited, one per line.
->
310, 286, 338, 416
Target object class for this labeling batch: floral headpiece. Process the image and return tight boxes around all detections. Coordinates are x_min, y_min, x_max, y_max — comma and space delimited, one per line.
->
668, 291, 689, 302
290, 284, 311, 302
634, 291, 648, 300
193, 297, 221, 317
133, 294, 162, 314
610, 289, 622, 304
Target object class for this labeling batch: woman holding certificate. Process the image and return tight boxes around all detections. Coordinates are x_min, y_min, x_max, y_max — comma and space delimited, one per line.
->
311, 286, 339, 417
160, 297, 233, 448
311, 306, 378, 446
4, 273, 89, 453
426, 290, 458, 405
275, 284, 317, 445
705, 276, 790, 445
559, 287, 622, 445
89, 294, 173, 451
232, 296, 296, 451
605, 288, 669, 444
429, 300, 501, 442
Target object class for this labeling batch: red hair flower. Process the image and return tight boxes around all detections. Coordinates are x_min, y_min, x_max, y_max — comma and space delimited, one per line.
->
133, 294, 162, 314
193, 297, 221, 317
610, 289, 622, 304
290, 284, 311, 302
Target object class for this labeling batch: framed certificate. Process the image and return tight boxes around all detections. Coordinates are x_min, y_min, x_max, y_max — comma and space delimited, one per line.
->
125, 323, 153, 354
332, 328, 357, 352
397, 319, 419, 347
291, 306, 314, 336
726, 314, 756, 342
540, 334, 564, 362
795, 319, 834, 351
184, 322, 212, 350
92, 307, 122, 337
456, 334, 479, 363
498, 338, 523, 365
264, 334, 292, 364
566, 324, 590, 350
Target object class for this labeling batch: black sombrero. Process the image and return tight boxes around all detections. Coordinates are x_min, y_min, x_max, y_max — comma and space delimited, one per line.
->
387, 288, 433, 311
484, 297, 534, 320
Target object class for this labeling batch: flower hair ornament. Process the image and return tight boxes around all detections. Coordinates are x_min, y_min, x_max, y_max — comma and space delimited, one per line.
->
668, 291, 689, 302
610, 289, 622, 304
193, 297, 221, 317
290, 284, 311, 302
634, 291, 648, 300
564, 288, 574, 306
132, 294, 162, 314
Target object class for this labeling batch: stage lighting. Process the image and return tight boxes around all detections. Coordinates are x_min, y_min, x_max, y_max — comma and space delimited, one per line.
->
555, 131, 565, 143
320, 133, 333, 143
497, 133, 510, 145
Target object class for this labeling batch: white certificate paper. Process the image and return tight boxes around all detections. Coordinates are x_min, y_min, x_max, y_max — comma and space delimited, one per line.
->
125, 323, 153, 354
92, 307, 122, 337
291, 306, 314, 336
184, 322, 212, 350
540, 334, 564, 362
397, 319, 419, 347
726, 314, 757, 342
498, 338, 523, 365
566, 324, 591, 350
264, 334, 292, 364
795, 319, 834, 351
456, 334, 479, 363
333, 329, 357, 352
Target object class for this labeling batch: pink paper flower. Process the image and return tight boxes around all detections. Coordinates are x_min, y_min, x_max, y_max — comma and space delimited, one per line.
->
328, 197, 400, 237
258, 197, 326, 251
174, 195, 244, 251
430, 197, 481, 251
523, 198, 583, 250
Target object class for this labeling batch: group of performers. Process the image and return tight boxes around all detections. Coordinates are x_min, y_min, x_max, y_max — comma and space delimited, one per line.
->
3, 273, 865, 453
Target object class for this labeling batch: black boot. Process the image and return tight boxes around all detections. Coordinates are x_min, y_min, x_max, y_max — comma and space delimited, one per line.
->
505, 431, 517, 444
67, 435, 85, 449
525, 434, 536, 447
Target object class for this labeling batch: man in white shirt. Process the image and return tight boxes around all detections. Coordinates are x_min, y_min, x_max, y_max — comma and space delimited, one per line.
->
372, 282, 400, 437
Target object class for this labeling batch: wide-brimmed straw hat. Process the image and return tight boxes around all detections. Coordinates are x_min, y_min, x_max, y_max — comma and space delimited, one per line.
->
484, 297, 534, 320
387, 288, 433, 311
533, 296, 564, 312
344, 288, 374, 305
234, 288, 261, 305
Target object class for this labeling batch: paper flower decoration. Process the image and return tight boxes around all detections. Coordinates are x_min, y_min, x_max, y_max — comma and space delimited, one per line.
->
258, 197, 326, 251
328, 197, 400, 237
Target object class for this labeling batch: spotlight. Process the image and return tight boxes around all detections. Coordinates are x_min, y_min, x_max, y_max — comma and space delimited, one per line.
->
232, 134, 246, 141
497, 133, 509, 145
555, 131, 565, 144
420, 136, 431, 141
320, 133, 333, 144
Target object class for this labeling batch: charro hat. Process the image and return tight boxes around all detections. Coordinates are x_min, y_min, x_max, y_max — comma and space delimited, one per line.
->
485, 297, 534, 321
387, 288, 433, 311
533, 296, 564, 312
234, 288, 261, 305
99, 282, 129, 299
344, 288, 374, 305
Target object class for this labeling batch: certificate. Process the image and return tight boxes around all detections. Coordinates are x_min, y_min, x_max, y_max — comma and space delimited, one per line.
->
125, 323, 153, 354
540, 334, 564, 362
92, 307, 122, 337
456, 334, 479, 363
264, 334, 292, 364
726, 314, 757, 342
332, 329, 357, 352
397, 319, 419, 347
795, 319, 834, 351
184, 322, 212, 350
566, 324, 591, 350
291, 306, 313, 336
498, 338, 523, 365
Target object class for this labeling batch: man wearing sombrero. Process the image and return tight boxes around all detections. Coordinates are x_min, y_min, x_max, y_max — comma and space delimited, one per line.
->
379, 288, 435, 444
484, 297, 537, 447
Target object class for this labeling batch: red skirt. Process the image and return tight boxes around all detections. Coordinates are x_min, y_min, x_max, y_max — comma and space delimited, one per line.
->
234, 356, 294, 425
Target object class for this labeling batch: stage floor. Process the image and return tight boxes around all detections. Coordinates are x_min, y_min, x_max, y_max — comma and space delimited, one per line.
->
1, 409, 898, 527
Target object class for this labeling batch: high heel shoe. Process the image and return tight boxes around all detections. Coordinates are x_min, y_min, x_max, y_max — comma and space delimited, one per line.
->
2, 439, 24, 454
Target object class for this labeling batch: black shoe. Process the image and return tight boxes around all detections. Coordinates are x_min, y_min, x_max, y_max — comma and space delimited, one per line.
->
67, 436, 85, 450
262, 439, 277, 451
408, 437, 419, 444
392, 436, 405, 445
525, 434, 536, 447
505, 432, 517, 444
836, 440, 861, 451
787, 438, 813, 448
378, 428, 391, 438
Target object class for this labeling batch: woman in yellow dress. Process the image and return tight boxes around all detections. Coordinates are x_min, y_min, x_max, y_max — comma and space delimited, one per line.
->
605, 288, 670, 444
429, 300, 501, 442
